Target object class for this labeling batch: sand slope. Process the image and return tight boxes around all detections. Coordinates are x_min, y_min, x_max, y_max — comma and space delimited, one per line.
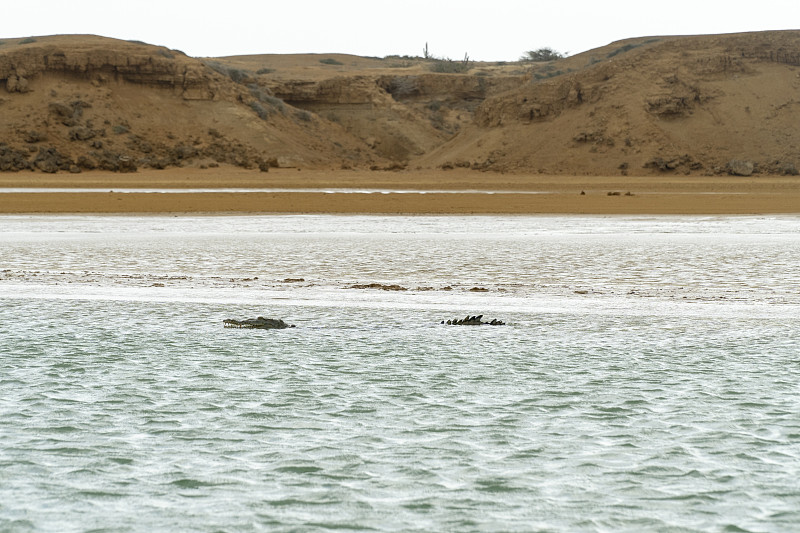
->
422, 32, 800, 176
0, 35, 382, 174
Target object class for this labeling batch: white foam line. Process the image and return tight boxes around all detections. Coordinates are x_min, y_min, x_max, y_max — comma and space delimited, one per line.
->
0, 188, 554, 194
2, 284, 797, 319
0, 189, 760, 196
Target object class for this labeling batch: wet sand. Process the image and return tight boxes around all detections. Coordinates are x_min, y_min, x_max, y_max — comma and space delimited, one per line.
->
1, 168, 799, 214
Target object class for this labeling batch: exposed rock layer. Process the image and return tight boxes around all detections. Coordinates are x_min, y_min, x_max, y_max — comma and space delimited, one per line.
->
0, 35, 380, 173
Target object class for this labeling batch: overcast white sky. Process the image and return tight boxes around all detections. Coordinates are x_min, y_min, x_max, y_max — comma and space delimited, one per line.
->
4, 0, 799, 60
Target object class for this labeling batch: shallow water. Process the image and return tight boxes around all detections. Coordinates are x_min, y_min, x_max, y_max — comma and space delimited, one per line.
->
0, 188, 553, 193
2, 215, 799, 532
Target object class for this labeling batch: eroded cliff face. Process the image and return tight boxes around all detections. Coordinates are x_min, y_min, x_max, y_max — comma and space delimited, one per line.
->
263, 73, 524, 161
1, 35, 520, 172
4, 31, 800, 176
0, 35, 388, 173
0, 36, 233, 101
424, 31, 800, 175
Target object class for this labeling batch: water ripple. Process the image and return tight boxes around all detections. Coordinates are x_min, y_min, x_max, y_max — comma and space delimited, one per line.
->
2, 216, 800, 531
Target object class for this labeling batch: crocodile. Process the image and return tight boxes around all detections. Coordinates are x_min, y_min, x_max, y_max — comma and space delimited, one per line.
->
223, 317, 295, 329
442, 315, 505, 326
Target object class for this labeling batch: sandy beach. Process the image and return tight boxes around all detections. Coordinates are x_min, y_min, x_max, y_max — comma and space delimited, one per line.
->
1, 168, 799, 214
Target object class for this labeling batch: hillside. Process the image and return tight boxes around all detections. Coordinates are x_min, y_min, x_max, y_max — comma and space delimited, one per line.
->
2, 31, 800, 176
422, 31, 800, 176
0, 35, 383, 174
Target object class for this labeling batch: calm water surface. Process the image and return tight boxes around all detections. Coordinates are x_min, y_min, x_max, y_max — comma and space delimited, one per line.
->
1, 215, 799, 532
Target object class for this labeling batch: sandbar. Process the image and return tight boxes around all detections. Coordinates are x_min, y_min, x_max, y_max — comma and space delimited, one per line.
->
0, 168, 799, 215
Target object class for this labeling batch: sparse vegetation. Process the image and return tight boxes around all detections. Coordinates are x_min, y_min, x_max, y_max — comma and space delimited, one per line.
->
294, 109, 313, 122
257, 68, 275, 75
227, 68, 248, 83
248, 84, 287, 118
249, 101, 270, 120
533, 63, 572, 80
203, 60, 252, 84
421, 44, 472, 73
607, 39, 659, 59
158, 49, 174, 59
429, 58, 471, 73
427, 100, 448, 130
521, 48, 564, 62
19, 38, 37, 45
127, 40, 147, 45
204, 60, 228, 76
112, 125, 129, 135
319, 58, 344, 65
385, 54, 422, 61
428, 53, 472, 73
534, 70, 565, 80
429, 112, 446, 131
426, 100, 442, 112
607, 44, 638, 58
249, 85, 285, 109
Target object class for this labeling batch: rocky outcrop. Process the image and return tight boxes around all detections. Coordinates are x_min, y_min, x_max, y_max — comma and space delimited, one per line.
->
442, 315, 505, 326
271, 76, 393, 105
727, 159, 755, 176
32, 147, 74, 173
223, 317, 295, 329
0, 144, 33, 171
475, 76, 591, 127
643, 155, 702, 173
0, 37, 228, 101
5, 75, 29, 93
268, 74, 523, 106
377, 74, 524, 102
